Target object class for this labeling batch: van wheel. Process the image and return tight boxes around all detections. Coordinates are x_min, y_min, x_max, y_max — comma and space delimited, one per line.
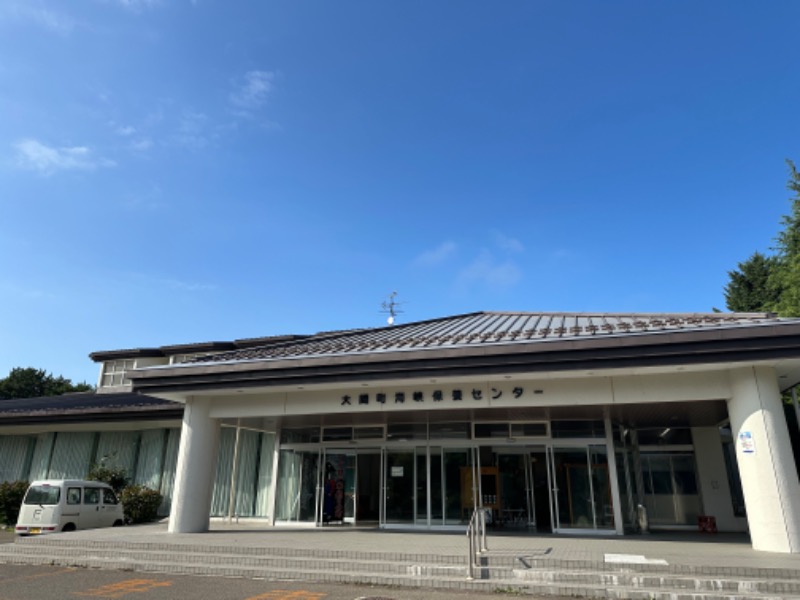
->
113, 520, 123, 527
62, 523, 76, 532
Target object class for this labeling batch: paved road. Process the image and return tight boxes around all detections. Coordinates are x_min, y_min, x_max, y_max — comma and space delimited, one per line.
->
0, 530, 15, 545
0, 562, 545, 600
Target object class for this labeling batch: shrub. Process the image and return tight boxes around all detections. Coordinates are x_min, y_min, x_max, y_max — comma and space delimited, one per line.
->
0, 480, 29, 526
87, 463, 129, 494
120, 485, 163, 524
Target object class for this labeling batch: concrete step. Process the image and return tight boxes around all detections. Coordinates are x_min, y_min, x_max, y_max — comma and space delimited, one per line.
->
512, 566, 800, 596
1, 544, 470, 578
5, 537, 800, 600
487, 553, 800, 581
12, 536, 466, 565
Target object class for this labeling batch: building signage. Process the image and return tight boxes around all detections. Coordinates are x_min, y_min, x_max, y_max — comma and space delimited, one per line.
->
340, 386, 534, 407
391, 466, 404, 477
738, 431, 755, 454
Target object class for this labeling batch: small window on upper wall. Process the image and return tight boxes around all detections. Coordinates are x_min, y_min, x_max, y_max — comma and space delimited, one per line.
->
101, 359, 135, 387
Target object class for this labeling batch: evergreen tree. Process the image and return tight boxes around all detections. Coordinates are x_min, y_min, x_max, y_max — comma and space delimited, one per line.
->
724, 251, 781, 312
0, 367, 93, 400
770, 160, 800, 316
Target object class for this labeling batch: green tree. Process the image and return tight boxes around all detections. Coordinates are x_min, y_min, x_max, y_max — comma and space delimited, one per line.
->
0, 367, 93, 400
724, 251, 782, 312
722, 160, 800, 317
769, 160, 800, 316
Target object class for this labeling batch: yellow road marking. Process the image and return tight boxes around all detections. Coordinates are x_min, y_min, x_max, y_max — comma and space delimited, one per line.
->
73, 579, 173, 599
1, 567, 77, 584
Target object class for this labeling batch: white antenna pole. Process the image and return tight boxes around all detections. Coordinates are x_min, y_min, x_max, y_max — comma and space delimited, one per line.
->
381, 291, 403, 326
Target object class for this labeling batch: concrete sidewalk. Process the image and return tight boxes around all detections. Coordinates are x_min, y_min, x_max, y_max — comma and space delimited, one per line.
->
18, 521, 799, 572
6, 523, 800, 598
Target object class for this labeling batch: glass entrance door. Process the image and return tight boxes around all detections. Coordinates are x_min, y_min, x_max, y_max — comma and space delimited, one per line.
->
382, 446, 478, 528
547, 445, 614, 533
430, 446, 475, 526
274, 449, 321, 523
320, 450, 356, 525
383, 449, 415, 525
497, 452, 536, 529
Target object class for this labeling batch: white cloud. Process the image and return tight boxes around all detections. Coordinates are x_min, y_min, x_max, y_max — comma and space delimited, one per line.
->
171, 110, 210, 149
458, 251, 522, 288
14, 139, 116, 175
414, 241, 457, 267
229, 70, 275, 117
163, 279, 217, 292
130, 138, 153, 151
0, 3, 76, 35
492, 230, 524, 253
115, 125, 136, 136
110, 0, 160, 11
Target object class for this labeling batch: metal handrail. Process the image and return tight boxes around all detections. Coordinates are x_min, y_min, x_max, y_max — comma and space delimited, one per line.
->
465, 507, 488, 579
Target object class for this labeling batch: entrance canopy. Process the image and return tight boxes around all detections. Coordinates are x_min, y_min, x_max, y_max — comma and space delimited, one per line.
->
114, 311, 800, 552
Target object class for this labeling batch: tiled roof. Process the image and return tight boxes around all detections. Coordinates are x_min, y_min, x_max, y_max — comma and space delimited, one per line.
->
186, 310, 784, 365
0, 391, 180, 419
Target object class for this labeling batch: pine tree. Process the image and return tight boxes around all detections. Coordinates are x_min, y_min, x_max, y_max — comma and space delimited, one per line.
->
769, 160, 800, 316
724, 251, 781, 312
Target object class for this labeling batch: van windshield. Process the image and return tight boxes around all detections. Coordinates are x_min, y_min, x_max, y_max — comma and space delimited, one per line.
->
24, 485, 61, 505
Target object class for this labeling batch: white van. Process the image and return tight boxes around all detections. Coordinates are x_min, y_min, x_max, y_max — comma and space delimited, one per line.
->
15, 479, 125, 535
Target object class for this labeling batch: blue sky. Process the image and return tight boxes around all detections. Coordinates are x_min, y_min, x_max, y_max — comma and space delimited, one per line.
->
1, 1, 799, 386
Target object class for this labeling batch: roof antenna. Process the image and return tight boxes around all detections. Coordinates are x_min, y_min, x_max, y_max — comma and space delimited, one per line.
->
381, 291, 404, 326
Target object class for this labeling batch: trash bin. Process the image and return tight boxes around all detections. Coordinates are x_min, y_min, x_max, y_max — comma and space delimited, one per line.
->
698, 515, 717, 533
637, 504, 650, 534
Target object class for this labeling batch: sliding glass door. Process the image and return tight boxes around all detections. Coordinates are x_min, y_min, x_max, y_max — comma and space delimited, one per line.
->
548, 444, 614, 533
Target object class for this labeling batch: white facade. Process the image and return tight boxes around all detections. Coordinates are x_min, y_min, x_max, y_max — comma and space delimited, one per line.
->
6, 310, 800, 553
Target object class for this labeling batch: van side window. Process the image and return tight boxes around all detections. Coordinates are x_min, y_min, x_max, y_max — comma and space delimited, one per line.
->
103, 489, 118, 505
67, 488, 81, 505
84, 488, 100, 505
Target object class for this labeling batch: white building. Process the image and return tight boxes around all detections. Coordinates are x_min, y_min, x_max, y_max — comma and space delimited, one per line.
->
3, 311, 800, 553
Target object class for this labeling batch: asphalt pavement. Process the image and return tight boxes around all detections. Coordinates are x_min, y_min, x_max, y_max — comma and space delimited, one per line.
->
0, 563, 537, 600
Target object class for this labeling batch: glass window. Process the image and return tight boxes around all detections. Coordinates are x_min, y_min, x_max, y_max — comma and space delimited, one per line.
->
322, 427, 353, 442
551, 420, 605, 438
103, 489, 119, 505
386, 423, 427, 441
646, 456, 674, 494
723, 437, 746, 517
84, 488, 100, 505
671, 455, 699, 495
101, 359, 135, 387
24, 485, 61, 505
66, 488, 81, 505
510, 422, 548, 438
280, 428, 321, 444
429, 423, 470, 439
637, 427, 693, 445
353, 426, 384, 440
474, 423, 509, 439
